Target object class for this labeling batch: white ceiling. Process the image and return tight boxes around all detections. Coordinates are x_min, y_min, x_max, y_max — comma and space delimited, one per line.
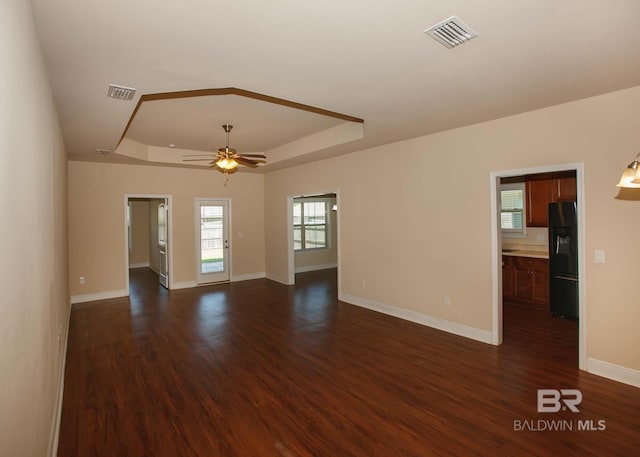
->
31, 0, 640, 171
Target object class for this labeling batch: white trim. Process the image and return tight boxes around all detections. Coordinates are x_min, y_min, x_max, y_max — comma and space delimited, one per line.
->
586, 358, 640, 388
295, 263, 337, 273
489, 163, 587, 371
232, 272, 266, 282
129, 262, 150, 269
490, 173, 502, 345
286, 195, 295, 285
336, 191, 341, 298
171, 281, 198, 290
266, 272, 292, 285
340, 292, 493, 345
47, 302, 71, 457
71, 289, 127, 305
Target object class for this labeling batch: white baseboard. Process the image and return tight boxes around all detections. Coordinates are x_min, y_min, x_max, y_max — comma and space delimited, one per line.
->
129, 262, 150, 269
266, 272, 293, 285
48, 302, 71, 457
71, 289, 127, 305
586, 358, 640, 388
172, 280, 197, 290
339, 292, 493, 345
294, 263, 337, 274
232, 272, 266, 282
149, 265, 160, 274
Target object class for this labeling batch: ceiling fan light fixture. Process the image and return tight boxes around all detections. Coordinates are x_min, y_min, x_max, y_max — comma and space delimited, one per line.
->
182, 123, 266, 185
216, 157, 239, 170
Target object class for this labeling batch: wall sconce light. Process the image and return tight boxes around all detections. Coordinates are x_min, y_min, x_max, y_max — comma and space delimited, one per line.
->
616, 153, 640, 188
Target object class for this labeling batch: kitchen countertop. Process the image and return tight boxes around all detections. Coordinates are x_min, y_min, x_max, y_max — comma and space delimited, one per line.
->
501, 249, 549, 259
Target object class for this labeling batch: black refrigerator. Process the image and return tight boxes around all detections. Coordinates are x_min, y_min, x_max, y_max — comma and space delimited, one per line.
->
548, 202, 579, 319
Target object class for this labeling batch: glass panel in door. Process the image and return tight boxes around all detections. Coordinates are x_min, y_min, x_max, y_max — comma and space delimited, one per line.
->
196, 200, 230, 283
158, 200, 169, 288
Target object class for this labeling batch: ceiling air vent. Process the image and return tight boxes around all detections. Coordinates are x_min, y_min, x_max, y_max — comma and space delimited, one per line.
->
107, 84, 136, 101
424, 16, 478, 49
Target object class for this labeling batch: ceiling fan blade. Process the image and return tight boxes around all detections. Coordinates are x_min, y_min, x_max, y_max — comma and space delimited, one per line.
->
236, 157, 259, 167
182, 158, 213, 162
238, 153, 267, 159
183, 154, 215, 157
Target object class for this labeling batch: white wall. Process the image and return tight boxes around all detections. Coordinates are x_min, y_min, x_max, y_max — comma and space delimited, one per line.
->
265, 85, 640, 380
0, 1, 69, 455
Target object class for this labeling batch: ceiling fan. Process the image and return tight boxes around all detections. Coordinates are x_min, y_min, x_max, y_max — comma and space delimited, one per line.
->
183, 124, 267, 184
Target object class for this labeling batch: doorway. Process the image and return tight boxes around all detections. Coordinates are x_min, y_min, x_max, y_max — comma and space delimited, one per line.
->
195, 199, 231, 284
490, 164, 586, 370
125, 194, 173, 294
287, 191, 340, 288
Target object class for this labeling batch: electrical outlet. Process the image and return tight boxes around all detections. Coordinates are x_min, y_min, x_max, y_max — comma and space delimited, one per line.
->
79, 276, 86, 284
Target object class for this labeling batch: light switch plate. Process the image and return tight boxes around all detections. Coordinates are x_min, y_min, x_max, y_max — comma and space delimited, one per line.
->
594, 250, 605, 264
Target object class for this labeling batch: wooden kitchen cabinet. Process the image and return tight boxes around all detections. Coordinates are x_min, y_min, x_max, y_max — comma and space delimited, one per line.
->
502, 255, 549, 310
502, 255, 515, 299
525, 172, 576, 227
526, 177, 554, 227
554, 175, 577, 201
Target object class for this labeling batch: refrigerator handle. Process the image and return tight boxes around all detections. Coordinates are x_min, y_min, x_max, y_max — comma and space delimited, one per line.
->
555, 275, 578, 282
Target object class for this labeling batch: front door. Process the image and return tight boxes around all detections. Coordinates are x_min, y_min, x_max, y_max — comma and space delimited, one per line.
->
196, 199, 230, 284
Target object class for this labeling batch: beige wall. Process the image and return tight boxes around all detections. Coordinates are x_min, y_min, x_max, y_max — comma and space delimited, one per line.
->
294, 196, 338, 271
0, 1, 70, 455
128, 200, 150, 267
68, 162, 265, 296
265, 85, 640, 374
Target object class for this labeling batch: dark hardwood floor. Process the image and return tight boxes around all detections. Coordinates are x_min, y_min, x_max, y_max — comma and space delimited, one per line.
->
58, 268, 640, 456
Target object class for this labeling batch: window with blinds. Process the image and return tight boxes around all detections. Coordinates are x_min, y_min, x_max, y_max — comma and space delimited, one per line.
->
293, 199, 329, 251
500, 183, 525, 234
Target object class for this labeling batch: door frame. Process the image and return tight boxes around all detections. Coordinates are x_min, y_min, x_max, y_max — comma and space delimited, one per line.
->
490, 163, 586, 370
124, 194, 174, 295
194, 198, 232, 284
286, 189, 341, 288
